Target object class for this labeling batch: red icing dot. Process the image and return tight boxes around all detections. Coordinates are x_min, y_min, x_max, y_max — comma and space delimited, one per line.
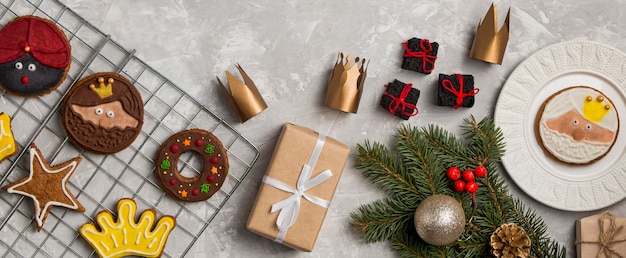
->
207, 175, 215, 183
209, 157, 218, 164
169, 178, 177, 185
21, 75, 29, 85
170, 144, 180, 153
192, 189, 200, 196
195, 139, 203, 147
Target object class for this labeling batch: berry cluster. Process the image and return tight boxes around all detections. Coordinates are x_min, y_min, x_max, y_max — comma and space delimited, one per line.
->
446, 165, 487, 193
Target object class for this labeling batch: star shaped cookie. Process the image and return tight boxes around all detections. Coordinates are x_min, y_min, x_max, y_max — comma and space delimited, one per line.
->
2, 143, 85, 231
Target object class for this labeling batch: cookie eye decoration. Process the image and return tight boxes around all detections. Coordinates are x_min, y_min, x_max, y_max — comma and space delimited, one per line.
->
15, 62, 23, 69
585, 124, 592, 131
28, 63, 36, 71
94, 107, 103, 115
572, 119, 578, 125
106, 110, 114, 118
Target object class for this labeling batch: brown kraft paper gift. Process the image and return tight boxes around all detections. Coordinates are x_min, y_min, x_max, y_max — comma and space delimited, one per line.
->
246, 123, 350, 252
576, 211, 626, 258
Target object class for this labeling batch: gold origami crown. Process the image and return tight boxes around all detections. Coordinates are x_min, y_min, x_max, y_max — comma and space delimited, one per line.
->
583, 95, 611, 123
89, 77, 114, 99
217, 64, 268, 122
469, 3, 510, 64
79, 199, 176, 258
325, 53, 368, 113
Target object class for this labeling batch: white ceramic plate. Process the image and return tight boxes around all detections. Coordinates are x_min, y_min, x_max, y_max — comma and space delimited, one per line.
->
494, 41, 626, 211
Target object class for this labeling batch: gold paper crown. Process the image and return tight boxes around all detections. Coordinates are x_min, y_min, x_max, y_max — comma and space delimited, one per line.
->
583, 95, 611, 123
216, 64, 268, 122
469, 3, 510, 64
325, 53, 368, 113
79, 199, 176, 258
89, 77, 114, 99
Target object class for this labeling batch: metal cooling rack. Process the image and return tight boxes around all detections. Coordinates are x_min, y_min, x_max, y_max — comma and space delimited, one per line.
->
0, 0, 259, 257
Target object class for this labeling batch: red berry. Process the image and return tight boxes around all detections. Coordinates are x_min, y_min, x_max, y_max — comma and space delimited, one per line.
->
474, 165, 487, 177
447, 167, 461, 180
192, 189, 200, 196
209, 157, 218, 164
465, 181, 478, 193
170, 144, 180, 153
462, 170, 475, 182
195, 139, 203, 147
207, 175, 215, 183
453, 180, 465, 192
169, 178, 177, 185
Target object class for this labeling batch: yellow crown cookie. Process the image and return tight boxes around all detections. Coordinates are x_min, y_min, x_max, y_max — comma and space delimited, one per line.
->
79, 199, 176, 258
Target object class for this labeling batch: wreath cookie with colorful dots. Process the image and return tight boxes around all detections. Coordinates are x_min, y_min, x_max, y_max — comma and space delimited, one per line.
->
0, 16, 71, 97
155, 129, 229, 202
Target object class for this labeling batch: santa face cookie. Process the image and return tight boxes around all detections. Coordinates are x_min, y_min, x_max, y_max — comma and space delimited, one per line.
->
0, 16, 71, 97
535, 86, 620, 165
61, 72, 144, 154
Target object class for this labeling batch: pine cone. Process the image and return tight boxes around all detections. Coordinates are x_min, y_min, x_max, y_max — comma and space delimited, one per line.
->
490, 223, 531, 258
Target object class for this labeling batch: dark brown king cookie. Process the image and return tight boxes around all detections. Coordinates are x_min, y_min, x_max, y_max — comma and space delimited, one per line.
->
155, 129, 229, 202
61, 72, 143, 154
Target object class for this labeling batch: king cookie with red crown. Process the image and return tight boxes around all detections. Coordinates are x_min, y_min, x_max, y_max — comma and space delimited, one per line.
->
0, 16, 71, 97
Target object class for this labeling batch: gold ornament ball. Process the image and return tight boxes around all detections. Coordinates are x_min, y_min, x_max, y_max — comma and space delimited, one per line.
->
413, 194, 466, 246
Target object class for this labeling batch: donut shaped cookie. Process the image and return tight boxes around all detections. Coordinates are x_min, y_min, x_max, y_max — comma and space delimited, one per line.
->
155, 129, 229, 202
0, 16, 71, 97
61, 72, 144, 154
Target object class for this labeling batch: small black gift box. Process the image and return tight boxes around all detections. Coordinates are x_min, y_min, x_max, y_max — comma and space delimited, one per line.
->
401, 37, 438, 74
380, 79, 420, 120
437, 74, 479, 108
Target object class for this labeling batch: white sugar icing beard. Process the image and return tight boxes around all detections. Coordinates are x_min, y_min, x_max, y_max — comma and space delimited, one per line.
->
539, 122, 611, 164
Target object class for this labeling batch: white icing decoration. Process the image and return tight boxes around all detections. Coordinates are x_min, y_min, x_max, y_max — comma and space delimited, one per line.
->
539, 123, 611, 163
101, 241, 110, 252
0, 144, 11, 153
123, 228, 127, 245
111, 234, 118, 248
4, 147, 80, 228
94, 107, 103, 115
15, 62, 22, 69
27, 63, 36, 71
0, 119, 11, 137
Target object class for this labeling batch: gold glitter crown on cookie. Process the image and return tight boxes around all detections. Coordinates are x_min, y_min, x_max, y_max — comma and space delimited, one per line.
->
582, 95, 611, 123
325, 52, 369, 113
89, 77, 114, 99
469, 3, 510, 64
79, 199, 176, 258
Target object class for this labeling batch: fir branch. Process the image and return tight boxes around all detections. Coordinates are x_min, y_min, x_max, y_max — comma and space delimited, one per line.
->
396, 125, 451, 196
351, 116, 565, 257
355, 141, 422, 200
510, 200, 567, 258
350, 198, 416, 242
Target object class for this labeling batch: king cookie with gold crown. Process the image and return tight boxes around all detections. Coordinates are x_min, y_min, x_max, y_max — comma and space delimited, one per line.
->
534, 86, 620, 165
61, 72, 144, 154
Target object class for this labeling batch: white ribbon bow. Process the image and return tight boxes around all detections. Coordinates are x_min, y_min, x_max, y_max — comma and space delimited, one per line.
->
262, 133, 333, 243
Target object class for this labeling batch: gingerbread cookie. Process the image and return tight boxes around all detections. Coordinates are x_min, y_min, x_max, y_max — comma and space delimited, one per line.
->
1, 143, 84, 231
0, 112, 18, 162
61, 72, 144, 154
79, 198, 176, 258
155, 129, 229, 202
0, 16, 71, 97
535, 86, 620, 165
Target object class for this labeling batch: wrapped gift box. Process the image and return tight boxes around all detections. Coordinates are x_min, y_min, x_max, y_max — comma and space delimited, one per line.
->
437, 73, 478, 108
401, 37, 438, 74
247, 123, 350, 252
576, 211, 626, 258
380, 79, 420, 120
